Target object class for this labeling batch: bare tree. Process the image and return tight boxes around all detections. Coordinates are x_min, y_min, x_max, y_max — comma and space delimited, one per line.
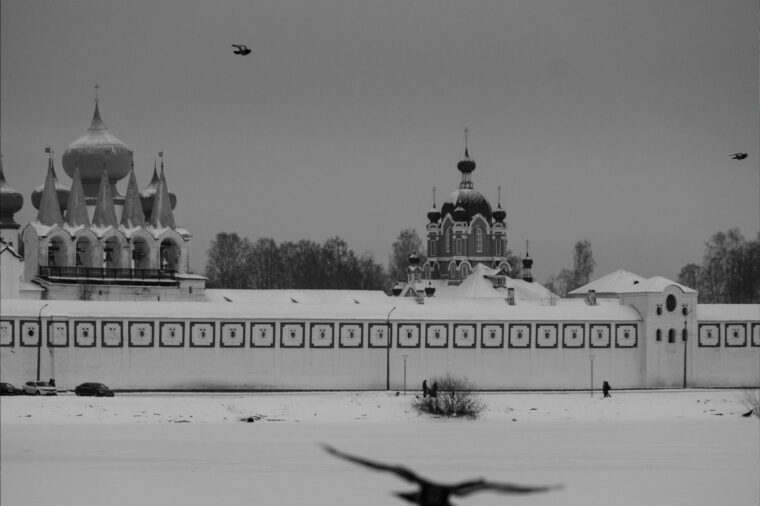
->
204, 232, 253, 288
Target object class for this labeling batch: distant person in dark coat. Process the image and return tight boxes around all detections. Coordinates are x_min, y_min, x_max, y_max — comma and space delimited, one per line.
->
602, 381, 611, 398
422, 380, 429, 398
48, 378, 55, 387
430, 382, 438, 398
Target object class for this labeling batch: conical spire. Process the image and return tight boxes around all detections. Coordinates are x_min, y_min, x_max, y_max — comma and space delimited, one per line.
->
120, 164, 145, 230
36, 160, 64, 226
31, 155, 70, 211
64, 166, 90, 229
91, 165, 118, 230
148, 167, 175, 230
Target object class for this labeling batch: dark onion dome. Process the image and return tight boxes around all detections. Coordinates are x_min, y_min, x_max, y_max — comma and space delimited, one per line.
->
408, 251, 420, 265
62, 102, 132, 198
31, 160, 69, 211
522, 252, 533, 270
427, 205, 441, 223
441, 189, 493, 222
391, 283, 403, 296
0, 159, 24, 227
492, 203, 506, 222
456, 148, 476, 174
424, 283, 436, 297
141, 164, 177, 216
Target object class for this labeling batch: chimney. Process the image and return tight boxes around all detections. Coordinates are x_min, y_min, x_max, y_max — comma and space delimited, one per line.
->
507, 287, 515, 306
586, 289, 597, 306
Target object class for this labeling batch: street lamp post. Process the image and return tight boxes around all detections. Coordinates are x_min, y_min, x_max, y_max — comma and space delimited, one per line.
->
589, 353, 595, 398
386, 306, 396, 391
402, 355, 408, 395
36, 303, 49, 381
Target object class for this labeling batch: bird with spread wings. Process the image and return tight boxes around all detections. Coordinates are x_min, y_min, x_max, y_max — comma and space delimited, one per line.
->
231, 44, 251, 55
323, 444, 562, 506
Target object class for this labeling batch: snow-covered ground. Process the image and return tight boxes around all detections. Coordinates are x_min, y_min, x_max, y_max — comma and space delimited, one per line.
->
2, 390, 758, 505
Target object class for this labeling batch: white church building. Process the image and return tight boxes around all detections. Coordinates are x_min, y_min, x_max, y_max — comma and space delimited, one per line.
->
1, 99, 758, 391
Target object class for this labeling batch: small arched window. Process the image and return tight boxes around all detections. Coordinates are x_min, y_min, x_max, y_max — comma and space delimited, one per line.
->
656, 329, 662, 341
461, 264, 470, 277
475, 228, 483, 252
449, 262, 457, 279
668, 329, 676, 343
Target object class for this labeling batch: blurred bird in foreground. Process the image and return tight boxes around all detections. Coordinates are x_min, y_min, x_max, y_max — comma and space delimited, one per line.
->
730, 153, 748, 160
323, 444, 563, 506
231, 44, 252, 55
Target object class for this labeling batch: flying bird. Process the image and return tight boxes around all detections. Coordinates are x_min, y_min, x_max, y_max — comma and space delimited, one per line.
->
730, 153, 748, 160
323, 445, 562, 506
231, 44, 252, 55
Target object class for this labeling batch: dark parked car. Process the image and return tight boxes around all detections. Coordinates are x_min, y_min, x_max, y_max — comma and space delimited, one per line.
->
0, 382, 22, 395
74, 382, 115, 397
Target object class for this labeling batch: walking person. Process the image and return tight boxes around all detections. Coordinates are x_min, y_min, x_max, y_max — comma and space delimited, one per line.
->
422, 380, 429, 398
602, 380, 611, 398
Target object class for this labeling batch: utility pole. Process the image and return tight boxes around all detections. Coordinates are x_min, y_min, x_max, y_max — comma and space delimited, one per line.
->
36, 304, 49, 381
385, 306, 396, 391
589, 353, 595, 397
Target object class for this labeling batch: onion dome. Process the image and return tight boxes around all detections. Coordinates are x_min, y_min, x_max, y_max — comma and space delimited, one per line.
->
0, 157, 24, 228
141, 160, 177, 218
391, 283, 403, 296
441, 189, 492, 222
31, 158, 69, 211
492, 203, 506, 222
457, 148, 476, 174
424, 282, 436, 297
427, 205, 440, 223
408, 251, 420, 265
522, 252, 533, 270
62, 101, 132, 200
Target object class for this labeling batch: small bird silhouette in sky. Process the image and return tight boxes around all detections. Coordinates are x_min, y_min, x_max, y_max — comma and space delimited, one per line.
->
323, 445, 562, 506
231, 44, 252, 55
730, 153, 748, 160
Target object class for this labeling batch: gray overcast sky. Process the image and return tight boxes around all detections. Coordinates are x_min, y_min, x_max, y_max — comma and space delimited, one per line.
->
1, 0, 758, 282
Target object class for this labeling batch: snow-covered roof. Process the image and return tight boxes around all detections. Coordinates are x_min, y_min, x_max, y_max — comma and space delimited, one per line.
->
0, 296, 641, 322
569, 269, 697, 296
205, 289, 390, 305
0, 239, 22, 259
697, 304, 760, 321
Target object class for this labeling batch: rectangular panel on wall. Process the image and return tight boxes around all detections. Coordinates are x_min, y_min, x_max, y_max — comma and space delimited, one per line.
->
480, 324, 504, 348
562, 324, 584, 348
615, 324, 637, 348
20, 320, 40, 347
280, 323, 305, 348
724, 323, 747, 347
128, 322, 154, 347
339, 323, 363, 348
453, 324, 476, 348
397, 324, 421, 348
508, 324, 531, 348
101, 321, 123, 347
368, 323, 389, 348
535, 324, 558, 348
752, 323, 760, 347
189, 322, 215, 347
159, 322, 185, 347
310, 323, 334, 348
47, 320, 69, 347
74, 321, 96, 347
0, 320, 14, 346
220, 322, 245, 347
698, 324, 720, 347
425, 324, 448, 348
589, 324, 611, 348
250, 322, 275, 348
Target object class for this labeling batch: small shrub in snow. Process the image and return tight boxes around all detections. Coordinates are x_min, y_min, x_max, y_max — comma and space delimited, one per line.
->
740, 389, 760, 418
412, 374, 485, 419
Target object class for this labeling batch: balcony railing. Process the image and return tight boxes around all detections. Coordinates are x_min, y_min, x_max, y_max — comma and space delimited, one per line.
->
39, 266, 177, 282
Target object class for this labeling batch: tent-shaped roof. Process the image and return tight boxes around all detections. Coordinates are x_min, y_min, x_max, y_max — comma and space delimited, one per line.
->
569, 269, 696, 296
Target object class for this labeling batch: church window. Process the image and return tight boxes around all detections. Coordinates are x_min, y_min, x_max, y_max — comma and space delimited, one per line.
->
656, 329, 662, 341
455, 238, 462, 255
429, 241, 436, 257
475, 229, 483, 252
449, 263, 457, 279
445, 229, 451, 253
461, 264, 469, 277
668, 329, 676, 343
495, 237, 502, 255
666, 295, 677, 312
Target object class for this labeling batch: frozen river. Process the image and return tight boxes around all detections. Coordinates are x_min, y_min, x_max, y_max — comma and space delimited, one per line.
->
2, 390, 758, 505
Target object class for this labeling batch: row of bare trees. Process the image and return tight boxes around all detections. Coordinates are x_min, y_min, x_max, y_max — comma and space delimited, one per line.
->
204, 233, 387, 290
677, 229, 760, 303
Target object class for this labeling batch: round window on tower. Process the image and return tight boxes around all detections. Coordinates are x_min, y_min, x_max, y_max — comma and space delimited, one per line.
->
665, 294, 677, 312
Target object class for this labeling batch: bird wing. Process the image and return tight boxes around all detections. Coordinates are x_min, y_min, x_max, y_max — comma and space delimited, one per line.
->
323, 445, 425, 484
451, 479, 563, 497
